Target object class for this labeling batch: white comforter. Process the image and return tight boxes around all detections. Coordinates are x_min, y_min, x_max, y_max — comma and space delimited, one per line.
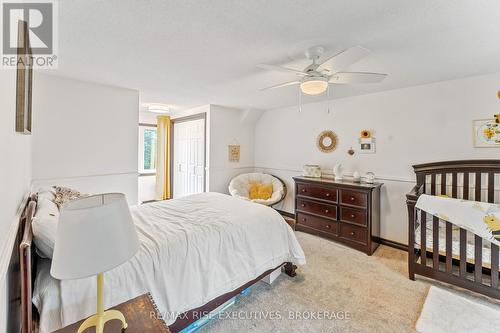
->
33, 192, 305, 332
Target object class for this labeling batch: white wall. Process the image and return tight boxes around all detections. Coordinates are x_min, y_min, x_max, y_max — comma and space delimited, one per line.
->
31, 73, 139, 204
254, 72, 500, 244
0, 70, 32, 333
208, 105, 256, 193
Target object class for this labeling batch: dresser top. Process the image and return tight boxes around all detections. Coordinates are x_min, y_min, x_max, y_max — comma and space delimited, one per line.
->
293, 176, 383, 189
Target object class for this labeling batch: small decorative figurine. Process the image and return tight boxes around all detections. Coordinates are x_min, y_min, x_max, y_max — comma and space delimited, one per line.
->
353, 171, 361, 182
365, 172, 375, 184
333, 163, 343, 181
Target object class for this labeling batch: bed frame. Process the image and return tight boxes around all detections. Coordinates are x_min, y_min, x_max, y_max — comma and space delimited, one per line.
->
406, 160, 500, 300
9, 195, 297, 333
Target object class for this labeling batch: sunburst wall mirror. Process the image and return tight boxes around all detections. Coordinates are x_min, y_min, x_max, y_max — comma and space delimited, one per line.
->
317, 130, 338, 153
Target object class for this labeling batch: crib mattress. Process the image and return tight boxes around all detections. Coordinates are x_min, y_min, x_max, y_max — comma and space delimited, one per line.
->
415, 219, 498, 268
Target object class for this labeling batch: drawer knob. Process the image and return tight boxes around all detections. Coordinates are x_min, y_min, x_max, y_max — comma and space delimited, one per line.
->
326, 224, 331, 229
350, 231, 355, 236
302, 218, 306, 222
325, 209, 329, 213
301, 189, 306, 193
350, 214, 355, 218
350, 196, 355, 201
325, 193, 331, 197
301, 203, 305, 207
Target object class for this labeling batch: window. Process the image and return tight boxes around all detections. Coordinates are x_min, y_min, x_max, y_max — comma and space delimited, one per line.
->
139, 125, 157, 174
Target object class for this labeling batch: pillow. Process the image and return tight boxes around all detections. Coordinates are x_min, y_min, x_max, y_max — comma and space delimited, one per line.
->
53, 186, 89, 207
32, 198, 59, 258
258, 183, 273, 200
249, 183, 273, 200
249, 183, 260, 199
36, 186, 56, 202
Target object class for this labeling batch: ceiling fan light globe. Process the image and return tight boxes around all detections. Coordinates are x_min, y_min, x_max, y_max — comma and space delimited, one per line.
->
300, 77, 328, 95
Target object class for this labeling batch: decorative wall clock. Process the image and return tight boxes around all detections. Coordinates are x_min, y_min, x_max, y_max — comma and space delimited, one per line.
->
317, 130, 338, 153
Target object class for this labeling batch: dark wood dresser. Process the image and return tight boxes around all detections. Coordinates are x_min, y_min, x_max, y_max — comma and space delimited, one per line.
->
293, 176, 382, 255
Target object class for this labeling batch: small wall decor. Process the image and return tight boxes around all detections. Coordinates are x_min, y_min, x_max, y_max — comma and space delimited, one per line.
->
473, 119, 500, 147
317, 130, 338, 153
15, 21, 33, 134
360, 130, 371, 138
228, 144, 240, 162
357, 129, 375, 153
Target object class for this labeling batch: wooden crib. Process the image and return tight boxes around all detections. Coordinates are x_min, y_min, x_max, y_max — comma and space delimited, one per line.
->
406, 160, 500, 299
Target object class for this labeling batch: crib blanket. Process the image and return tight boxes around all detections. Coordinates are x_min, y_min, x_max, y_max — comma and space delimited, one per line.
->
415, 194, 500, 247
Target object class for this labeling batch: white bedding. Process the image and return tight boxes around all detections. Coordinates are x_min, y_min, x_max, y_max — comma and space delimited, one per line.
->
33, 192, 305, 332
415, 219, 497, 267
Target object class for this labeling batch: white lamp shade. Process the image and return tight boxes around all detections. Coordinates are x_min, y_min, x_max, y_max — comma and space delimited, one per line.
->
51, 193, 140, 280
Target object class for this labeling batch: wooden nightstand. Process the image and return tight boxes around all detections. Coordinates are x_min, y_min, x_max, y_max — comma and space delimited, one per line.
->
54, 293, 170, 333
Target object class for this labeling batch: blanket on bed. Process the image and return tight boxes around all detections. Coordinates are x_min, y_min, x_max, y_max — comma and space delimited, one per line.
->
416, 194, 500, 246
33, 192, 306, 333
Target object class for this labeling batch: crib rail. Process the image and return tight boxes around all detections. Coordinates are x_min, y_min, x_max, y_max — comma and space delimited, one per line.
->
407, 160, 500, 300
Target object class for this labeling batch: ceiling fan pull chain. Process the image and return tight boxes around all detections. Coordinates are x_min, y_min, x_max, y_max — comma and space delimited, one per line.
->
327, 85, 331, 114
298, 88, 302, 112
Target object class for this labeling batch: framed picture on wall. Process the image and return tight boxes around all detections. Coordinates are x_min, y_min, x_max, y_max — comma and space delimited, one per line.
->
358, 137, 376, 153
15, 20, 33, 134
473, 119, 500, 148
228, 144, 240, 162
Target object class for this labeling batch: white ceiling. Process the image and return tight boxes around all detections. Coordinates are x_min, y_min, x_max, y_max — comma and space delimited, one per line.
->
52, 0, 500, 111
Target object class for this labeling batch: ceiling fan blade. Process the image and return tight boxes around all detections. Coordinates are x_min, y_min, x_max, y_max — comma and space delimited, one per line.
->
260, 81, 300, 91
318, 46, 371, 73
329, 72, 387, 84
257, 63, 308, 76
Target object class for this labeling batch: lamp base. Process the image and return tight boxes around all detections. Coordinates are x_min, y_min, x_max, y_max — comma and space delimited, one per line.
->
77, 309, 128, 333
77, 273, 128, 333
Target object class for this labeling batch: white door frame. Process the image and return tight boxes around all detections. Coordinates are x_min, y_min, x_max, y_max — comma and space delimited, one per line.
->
171, 113, 207, 197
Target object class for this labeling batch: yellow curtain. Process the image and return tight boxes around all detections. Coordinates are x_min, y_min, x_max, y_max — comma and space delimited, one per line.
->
155, 115, 171, 200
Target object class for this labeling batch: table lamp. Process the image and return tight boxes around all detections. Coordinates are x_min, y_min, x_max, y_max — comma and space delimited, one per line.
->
51, 193, 140, 333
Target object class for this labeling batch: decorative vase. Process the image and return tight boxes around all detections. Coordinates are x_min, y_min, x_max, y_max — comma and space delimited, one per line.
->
353, 171, 361, 182
333, 163, 343, 181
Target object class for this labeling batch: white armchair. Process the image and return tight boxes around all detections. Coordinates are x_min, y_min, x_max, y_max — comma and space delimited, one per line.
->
228, 173, 286, 206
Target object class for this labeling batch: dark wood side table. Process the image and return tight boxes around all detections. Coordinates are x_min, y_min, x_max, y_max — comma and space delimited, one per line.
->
54, 293, 170, 333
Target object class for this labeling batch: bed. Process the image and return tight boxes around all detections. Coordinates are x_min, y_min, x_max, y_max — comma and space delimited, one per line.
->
15, 192, 305, 333
407, 160, 500, 299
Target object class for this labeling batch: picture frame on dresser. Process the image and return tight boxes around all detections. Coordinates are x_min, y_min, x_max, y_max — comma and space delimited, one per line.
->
293, 176, 382, 255
15, 20, 33, 134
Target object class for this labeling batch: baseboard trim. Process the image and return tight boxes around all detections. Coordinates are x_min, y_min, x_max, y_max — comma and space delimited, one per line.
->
276, 209, 294, 218
374, 237, 408, 252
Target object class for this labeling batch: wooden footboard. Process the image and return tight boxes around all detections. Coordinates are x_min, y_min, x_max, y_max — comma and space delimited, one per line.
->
407, 160, 500, 300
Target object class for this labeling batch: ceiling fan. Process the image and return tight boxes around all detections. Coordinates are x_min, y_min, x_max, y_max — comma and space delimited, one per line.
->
257, 46, 387, 95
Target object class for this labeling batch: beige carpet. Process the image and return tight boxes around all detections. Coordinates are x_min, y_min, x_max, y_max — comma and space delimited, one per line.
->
199, 231, 500, 332
200, 232, 430, 333
200, 232, 430, 332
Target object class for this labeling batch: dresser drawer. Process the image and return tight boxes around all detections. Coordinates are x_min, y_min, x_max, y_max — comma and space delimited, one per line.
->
340, 207, 367, 226
297, 213, 338, 235
297, 183, 337, 203
340, 223, 368, 245
340, 189, 367, 208
297, 198, 337, 220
